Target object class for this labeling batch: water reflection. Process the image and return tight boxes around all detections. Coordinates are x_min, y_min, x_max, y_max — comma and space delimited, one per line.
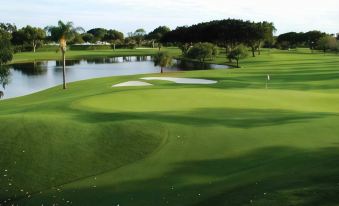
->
12, 61, 48, 76
55, 60, 81, 67
1, 56, 229, 99
173, 60, 213, 70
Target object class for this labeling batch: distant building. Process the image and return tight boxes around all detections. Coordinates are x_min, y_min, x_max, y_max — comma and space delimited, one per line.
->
73, 41, 110, 46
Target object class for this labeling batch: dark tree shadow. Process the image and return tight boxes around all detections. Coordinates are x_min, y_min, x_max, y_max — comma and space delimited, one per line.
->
72, 107, 333, 128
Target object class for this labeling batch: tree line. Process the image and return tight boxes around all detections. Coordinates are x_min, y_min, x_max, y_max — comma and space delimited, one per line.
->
160, 19, 276, 66
0, 22, 171, 53
161, 19, 276, 57
276, 31, 339, 53
1, 19, 337, 57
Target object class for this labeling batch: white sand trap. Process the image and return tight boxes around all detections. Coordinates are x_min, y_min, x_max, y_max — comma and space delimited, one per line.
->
141, 77, 217, 84
112, 81, 153, 87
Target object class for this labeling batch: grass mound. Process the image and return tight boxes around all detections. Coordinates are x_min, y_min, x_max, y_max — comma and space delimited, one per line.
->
0, 115, 166, 202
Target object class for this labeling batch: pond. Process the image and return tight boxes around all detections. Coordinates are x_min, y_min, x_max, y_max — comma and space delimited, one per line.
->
0, 56, 229, 99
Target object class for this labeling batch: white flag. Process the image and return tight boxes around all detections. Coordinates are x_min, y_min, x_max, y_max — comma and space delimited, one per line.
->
267, 74, 270, 81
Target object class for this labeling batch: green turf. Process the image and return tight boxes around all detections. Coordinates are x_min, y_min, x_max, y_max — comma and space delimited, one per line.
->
1, 48, 339, 205
10, 48, 181, 64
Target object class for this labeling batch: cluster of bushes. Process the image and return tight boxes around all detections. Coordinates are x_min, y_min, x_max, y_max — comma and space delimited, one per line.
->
185, 43, 219, 62
180, 42, 248, 68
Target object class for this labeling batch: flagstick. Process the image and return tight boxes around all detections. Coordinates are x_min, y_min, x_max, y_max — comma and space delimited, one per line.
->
266, 74, 270, 89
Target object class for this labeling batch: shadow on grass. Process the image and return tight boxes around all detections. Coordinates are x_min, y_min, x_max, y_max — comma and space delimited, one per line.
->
15, 146, 339, 206
72, 108, 332, 128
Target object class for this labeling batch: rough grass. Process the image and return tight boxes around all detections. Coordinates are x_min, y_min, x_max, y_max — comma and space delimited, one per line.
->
1, 48, 339, 205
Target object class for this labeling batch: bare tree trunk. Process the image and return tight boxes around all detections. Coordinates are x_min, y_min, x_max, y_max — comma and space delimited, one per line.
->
33, 41, 36, 53
152, 40, 155, 48
236, 59, 239, 68
257, 42, 262, 55
251, 46, 256, 57
161, 67, 163, 74
62, 51, 67, 89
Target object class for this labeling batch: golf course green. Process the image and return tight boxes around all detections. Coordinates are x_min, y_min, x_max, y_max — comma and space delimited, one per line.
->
1, 48, 339, 205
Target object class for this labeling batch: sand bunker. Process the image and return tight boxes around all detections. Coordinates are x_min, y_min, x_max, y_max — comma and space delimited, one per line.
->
141, 77, 217, 84
112, 81, 153, 87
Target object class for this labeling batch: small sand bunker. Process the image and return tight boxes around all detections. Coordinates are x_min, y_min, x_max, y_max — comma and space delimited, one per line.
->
112, 81, 153, 87
141, 77, 217, 84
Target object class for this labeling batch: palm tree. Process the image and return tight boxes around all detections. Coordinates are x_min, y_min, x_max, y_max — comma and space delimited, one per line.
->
46, 21, 83, 89
153, 52, 172, 74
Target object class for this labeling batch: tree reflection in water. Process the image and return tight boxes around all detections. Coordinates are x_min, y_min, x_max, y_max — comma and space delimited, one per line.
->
173, 59, 213, 70
11, 61, 48, 76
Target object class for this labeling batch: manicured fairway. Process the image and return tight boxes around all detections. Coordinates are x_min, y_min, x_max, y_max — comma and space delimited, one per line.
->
1, 49, 339, 205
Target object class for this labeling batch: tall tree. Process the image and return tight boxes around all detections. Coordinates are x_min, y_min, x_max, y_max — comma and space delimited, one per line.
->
21, 26, 46, 52
0, 23, 17, 33
46, 21, 84, 89
276, 32, 302, 49
147, 26, 171, 48
132, 28, 146, 46
71, 33, 85, 44
257, 22, 276, 55
245, 23, 262, 57
0, 66, 10, 91
317, 36, 337, 53
303, 31, 326, 51
81, 33, 94, 43
227, 44, 248, 68
153, 52, 172, 73
246, 22, 276, 57
0, 29, 13, 65
11, 29, 26, 50
87, 28, 107, 42
0, 29, 13, 99
103, 29, 124, 50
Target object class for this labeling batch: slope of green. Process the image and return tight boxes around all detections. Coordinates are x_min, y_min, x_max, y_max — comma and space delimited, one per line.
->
1, 49, 339, 205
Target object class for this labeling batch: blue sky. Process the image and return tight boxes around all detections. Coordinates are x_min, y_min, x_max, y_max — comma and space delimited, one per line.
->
1, 0, 338, 35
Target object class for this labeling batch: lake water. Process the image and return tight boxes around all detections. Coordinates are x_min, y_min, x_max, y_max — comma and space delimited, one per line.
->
0, 56, 229, 99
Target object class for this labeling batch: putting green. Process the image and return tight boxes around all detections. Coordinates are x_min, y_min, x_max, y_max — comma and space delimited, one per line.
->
74, 88, 339, 113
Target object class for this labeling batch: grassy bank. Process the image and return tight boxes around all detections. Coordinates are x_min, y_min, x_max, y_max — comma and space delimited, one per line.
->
10, 47, 181, 64
1, 49, 339, 205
